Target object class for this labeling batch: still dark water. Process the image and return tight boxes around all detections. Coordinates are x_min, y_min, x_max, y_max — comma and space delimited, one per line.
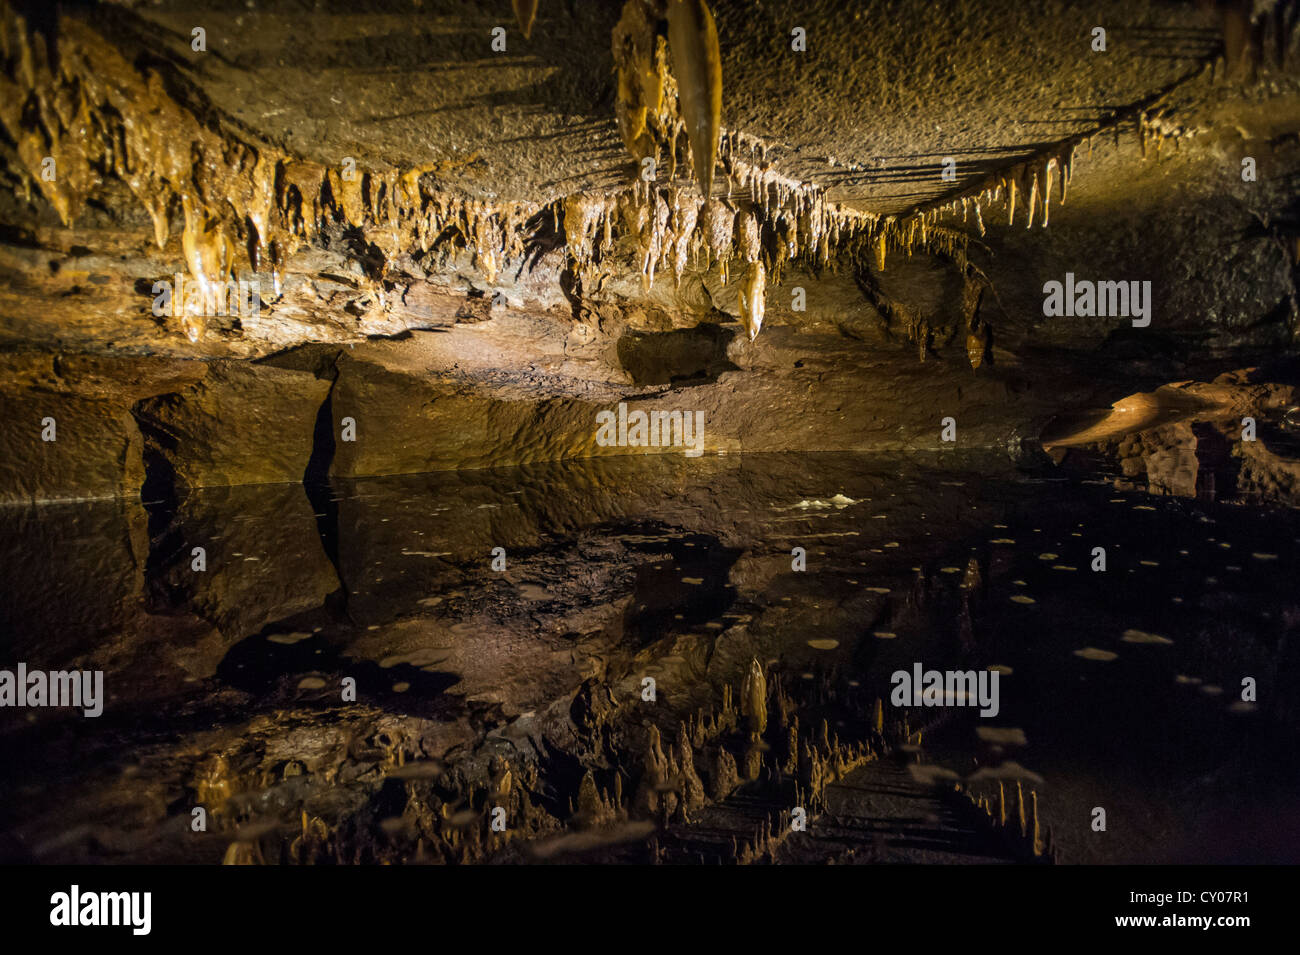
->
2, 452, 1297, 863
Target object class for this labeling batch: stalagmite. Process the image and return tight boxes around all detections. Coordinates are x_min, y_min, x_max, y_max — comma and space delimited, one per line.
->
740, 657, 767, 737
1030, 790, 1042, 855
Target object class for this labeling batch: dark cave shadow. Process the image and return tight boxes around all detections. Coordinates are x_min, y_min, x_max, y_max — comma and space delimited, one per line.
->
616, 323, 740, 387
215, 623, 466, 722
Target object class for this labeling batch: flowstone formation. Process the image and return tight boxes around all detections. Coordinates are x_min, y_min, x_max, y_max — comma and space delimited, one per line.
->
2, 0, 1300, 874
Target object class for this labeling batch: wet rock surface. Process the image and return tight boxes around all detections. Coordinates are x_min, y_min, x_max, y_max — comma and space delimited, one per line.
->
135, 362, 332, 489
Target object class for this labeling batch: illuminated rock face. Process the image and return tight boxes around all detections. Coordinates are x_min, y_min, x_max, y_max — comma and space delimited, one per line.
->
134, 362, 333, 490
0, 0, 1296, 504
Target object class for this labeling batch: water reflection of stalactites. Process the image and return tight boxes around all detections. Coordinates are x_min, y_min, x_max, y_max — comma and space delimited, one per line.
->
9, 450, 1300, 864
145, 483, 340, 641
327, 453, 1012, 631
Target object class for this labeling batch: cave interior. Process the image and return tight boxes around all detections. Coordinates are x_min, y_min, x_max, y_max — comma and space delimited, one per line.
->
1, 0, 1300, 866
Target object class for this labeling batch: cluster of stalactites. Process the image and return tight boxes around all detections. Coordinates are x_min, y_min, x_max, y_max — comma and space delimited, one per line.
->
1133, 107, 1195, 160
919, 142, 1078, 237
557, 133, 995, 343
3, 0, 986, 349
609, 0, 988, 286
613, 0, 721, 199
921, 98, 1202, 239
0, 3, 547, 343
559, 131, 930, 338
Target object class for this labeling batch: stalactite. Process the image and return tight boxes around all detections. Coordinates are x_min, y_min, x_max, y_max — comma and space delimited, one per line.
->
513, 0, 539, 39
1024, 166, 1038, 229
1041, 158, 1053, 226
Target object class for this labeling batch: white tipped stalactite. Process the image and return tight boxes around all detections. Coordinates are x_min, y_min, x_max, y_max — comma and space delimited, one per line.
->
738, 210, 761, 263
1040, 159, 1053, 226
1024, 165, 1038, 229
739, 260, 766, 341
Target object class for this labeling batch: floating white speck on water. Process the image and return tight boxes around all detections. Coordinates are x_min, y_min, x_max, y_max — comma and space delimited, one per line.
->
267, 632, 312, 644
976, 726, 1027, 745
1122, 629, 1173, 645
